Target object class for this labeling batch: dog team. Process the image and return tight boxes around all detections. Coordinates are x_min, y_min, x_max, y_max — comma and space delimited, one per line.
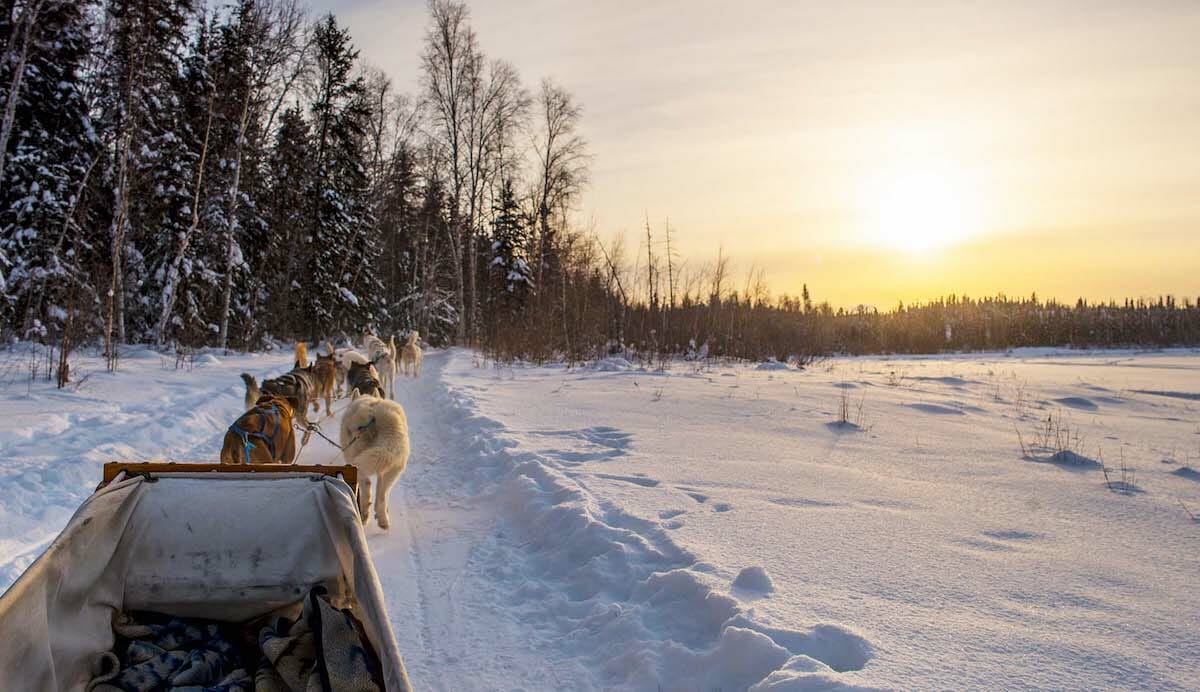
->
220, 330, 423, 529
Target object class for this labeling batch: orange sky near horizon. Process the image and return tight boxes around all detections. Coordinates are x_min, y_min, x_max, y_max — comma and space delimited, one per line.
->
320, 0, 1200, 308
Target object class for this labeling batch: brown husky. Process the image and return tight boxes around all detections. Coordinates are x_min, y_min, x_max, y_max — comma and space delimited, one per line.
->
312, 343, 338, 417
219, 395, 298, 464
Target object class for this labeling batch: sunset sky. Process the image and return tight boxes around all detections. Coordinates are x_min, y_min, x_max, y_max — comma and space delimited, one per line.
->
318, 0, 1200, 308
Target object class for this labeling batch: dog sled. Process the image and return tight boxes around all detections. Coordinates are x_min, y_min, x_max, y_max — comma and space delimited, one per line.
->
0, 462, 411, 691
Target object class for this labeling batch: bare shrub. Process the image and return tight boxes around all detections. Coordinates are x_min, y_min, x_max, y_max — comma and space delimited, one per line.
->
1017, 409, 1089, 463
1099, 447, 1140, 493
831, 385, 869, 431
837, 386, 851, 425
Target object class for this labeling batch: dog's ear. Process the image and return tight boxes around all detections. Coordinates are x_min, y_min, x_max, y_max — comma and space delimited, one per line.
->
350, 388, 361, 400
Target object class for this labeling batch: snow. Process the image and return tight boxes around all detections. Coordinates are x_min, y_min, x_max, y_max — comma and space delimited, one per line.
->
733, 566, 776, 593
2, 346, 1199, 689
592, 356, 634, 371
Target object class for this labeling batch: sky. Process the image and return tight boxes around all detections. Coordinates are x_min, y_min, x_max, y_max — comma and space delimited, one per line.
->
315, 0, 1200, 308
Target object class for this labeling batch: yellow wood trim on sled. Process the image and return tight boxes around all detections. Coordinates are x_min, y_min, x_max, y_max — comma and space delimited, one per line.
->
102, 462, 358, 490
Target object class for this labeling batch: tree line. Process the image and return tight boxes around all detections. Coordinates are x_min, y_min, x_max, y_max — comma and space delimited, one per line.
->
519, 217, 1200, 363
2, 0, 1197, 378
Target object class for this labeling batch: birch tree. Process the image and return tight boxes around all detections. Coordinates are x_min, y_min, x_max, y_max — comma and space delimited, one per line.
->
530, 78, 588, 290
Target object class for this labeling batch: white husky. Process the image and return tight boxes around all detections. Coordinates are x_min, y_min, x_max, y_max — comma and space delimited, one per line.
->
400, 331, 423, 378
333, 348, 367, 397
340, 390, 410, 529
362, 333, 397, 399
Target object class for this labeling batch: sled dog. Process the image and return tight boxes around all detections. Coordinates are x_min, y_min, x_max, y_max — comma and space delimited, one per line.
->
346, 359, 386, 399
219, 395, 298, 465
239, 344, 316, 422
361, 332, 397, 399
400, 331, 423, 378
340, 390, 411, 529
311, 343, 338, 416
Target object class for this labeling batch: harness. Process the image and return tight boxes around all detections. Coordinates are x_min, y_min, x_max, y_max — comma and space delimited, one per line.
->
292, 415, 376, 465
228, 396, 294, 463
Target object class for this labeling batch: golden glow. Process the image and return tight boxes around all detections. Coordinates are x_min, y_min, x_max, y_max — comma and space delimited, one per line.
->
866, 165, 982, 253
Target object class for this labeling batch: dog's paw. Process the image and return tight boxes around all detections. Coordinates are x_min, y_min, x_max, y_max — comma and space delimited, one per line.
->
376, 516, 390, 530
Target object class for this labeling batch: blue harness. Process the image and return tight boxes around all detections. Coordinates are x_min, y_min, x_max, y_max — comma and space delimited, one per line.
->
228, 399, 288, 464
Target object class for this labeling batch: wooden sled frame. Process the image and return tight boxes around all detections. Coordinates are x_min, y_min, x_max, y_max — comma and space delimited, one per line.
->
102, 462, 358, 495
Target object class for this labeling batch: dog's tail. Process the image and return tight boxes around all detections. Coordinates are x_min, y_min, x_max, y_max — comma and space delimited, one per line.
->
324, 341, 335, 357
406, 330, 419, 347
240, 373, 260, 406
295, 342, 308, 369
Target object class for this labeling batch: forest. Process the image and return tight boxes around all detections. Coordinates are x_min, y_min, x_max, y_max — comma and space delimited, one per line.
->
1, 0, 1197, 376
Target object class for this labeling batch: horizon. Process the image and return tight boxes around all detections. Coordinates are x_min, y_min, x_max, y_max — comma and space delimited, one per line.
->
316, 0, 1200, 308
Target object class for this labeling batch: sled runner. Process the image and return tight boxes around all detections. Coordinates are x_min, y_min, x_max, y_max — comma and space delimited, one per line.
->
0, 463, 411, 691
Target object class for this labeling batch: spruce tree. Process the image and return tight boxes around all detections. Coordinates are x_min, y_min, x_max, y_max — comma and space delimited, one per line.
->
151, 15, 220, 346
305, 13, 374, 337
260, 106, 312, 340
100, 0, 195, 349
211, 0, 272, 350
489, 178, 533, 308
0, 0, 98, 341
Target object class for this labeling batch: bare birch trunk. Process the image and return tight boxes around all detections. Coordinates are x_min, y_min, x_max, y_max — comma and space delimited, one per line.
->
154, 92, 215, 345
0, 0, 45, 186
218, 89, 253, 351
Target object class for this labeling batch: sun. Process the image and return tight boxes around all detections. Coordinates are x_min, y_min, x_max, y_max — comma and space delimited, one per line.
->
863, 164, 984, 254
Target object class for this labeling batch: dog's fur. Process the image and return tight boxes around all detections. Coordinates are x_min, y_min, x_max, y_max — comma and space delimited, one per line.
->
399, 331, 422, 378
340, 390, 410, 529
241, 344, 316, 425
311, 343, 338, 417
219, 395, 297, 464
346, 359, 385, 399
361, 332, 397, 399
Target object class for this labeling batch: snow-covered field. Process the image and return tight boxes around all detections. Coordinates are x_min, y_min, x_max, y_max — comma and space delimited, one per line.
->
2, 345, 1199, 689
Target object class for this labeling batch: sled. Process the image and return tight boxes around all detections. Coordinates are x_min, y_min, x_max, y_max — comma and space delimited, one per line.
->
0, 462, 411, 691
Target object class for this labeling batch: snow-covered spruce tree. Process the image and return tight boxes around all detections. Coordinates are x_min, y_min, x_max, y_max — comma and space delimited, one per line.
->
98, 0, 195, 353
0, 0, 99, 342
374, 138, 420, 334
150, 15, 222, 347
488, 178, 532, 310
259, 105, 312, 340
211, 0, 304, 350
207, 3, 261, 350
304, 13, 375, 339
